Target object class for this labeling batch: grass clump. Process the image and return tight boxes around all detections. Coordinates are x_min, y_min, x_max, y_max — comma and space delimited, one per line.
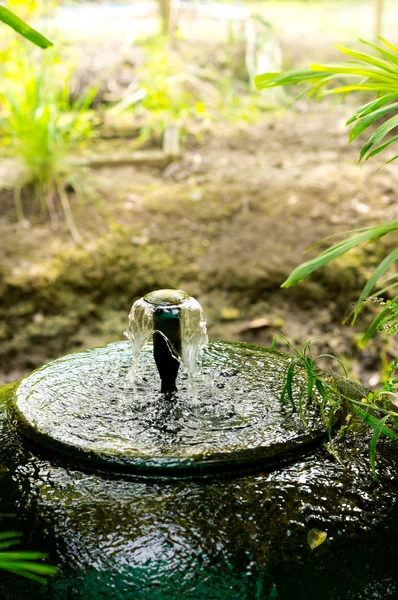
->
277, 336, 398, 480
0, 43, 99, 241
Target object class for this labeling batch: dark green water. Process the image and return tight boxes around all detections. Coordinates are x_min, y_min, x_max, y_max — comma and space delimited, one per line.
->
1, 341, 398, 599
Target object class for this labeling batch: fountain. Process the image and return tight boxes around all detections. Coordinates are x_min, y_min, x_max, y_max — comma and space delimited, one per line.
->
0, 289, 397, 599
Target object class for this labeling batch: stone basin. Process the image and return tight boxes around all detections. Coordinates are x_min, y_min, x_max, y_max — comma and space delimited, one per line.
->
9, 341, 340, 476
0, 340, 398, 600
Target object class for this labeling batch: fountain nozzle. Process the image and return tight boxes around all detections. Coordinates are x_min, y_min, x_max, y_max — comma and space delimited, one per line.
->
127, 289, 208, 394
144, 290, 188, 394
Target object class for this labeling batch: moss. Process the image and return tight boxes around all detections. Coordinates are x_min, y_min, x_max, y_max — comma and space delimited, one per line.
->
0, 224, 383, 376
0, 229, 200, 372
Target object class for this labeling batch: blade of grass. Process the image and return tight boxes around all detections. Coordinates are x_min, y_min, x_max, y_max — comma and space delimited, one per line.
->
351, 404, 398, 439
359, 39, 398, 67
369, 414, 391, 479
0, 532, 22, 540
321, 84, 398, 97
305, 357, 315, 401
255, 68, 328, 89
0, 551, 49, 561
316, 354, 348, 377
281, 358, 300, 409
379, 38, 398, 55
0, 562, 55, 584
0, 5, 53, 49
365, 134, 398, 159
309, 63, 398, 85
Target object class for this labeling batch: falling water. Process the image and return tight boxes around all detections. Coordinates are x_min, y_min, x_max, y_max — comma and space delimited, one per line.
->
125, 291, 208, 389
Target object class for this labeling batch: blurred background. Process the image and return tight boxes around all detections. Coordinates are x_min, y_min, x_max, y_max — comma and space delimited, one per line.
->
0, 0, 397, 388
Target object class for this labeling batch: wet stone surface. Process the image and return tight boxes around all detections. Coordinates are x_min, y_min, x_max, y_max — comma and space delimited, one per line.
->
0, 342, 398, 599
10, 341, 337, 475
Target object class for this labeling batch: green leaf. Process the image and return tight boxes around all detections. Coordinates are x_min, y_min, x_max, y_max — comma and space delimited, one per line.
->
346, 94, 398, 125
334, 45, 398, 74
316, 354, 348, 377
255, 67, 327, 90
0, 529, 57, 583
0, 562, 56, 584
369, 113, 398, 145
369, 414, 391, 479
358, 140, 375, 162
348, 102, 398, 143
379, 37, 398, 55
321, 84, 398, 97
359, 39, 398, 68
282, 222, 398, 288
309, 63, 398, 85
351, 404, 398, 440
305, 357, 315, 401
281, 358, 299, 409
307, 75, 338, 98
0, 5, 53, 49
0, 551, 48, 561
365, 134, 398, 159
353, 248, 398, 322
360, 295, 398, 347
0, 531, 22, 541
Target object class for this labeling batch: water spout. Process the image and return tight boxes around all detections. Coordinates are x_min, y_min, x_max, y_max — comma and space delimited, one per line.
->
126, 289, 208, 393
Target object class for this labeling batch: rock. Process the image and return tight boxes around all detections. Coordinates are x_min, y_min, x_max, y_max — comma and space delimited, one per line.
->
0, 342, 397, 599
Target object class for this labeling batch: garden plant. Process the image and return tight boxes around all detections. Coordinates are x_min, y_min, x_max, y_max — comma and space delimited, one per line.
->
256, 37, 398, 476
0, 2, 57, 583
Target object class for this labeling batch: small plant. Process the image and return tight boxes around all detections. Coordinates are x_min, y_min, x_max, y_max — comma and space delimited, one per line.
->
255, 38, 398, 343
110, 35, 211, 142
0, 44, 99, 241
111, 33, 264, 145
277, 337, 398, 479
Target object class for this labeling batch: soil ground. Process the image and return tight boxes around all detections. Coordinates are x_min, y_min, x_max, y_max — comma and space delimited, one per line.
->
1, 1, 398, 388
1, 105, 398, 388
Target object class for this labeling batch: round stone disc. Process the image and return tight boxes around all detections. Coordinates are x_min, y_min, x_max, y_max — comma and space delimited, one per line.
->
8, 341, 341, 476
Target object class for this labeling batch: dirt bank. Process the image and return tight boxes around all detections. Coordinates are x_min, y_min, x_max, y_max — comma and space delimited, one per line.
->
1, 105, 397, 386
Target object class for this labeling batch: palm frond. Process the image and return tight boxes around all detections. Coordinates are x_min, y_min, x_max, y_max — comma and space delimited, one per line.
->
255, 38, 398, 163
